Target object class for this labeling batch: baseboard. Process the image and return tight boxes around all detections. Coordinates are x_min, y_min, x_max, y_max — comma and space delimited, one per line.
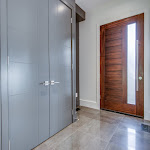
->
80, 99, 100, 110
144, 111, 150, 121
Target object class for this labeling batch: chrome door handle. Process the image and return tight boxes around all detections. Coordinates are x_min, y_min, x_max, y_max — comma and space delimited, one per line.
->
40, 81, 50, 86
136, 40, 139, 91
50, 80, 60, 85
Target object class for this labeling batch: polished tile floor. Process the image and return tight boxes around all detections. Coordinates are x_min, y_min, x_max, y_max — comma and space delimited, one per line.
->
34, 107, 150, 150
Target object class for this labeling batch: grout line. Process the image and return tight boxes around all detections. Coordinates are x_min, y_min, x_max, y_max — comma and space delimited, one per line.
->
104, 115, 125, 150
37, 109, 126, 150
37, 113, 95, 150
51, 117, 93, 149
52, 127, 79, 149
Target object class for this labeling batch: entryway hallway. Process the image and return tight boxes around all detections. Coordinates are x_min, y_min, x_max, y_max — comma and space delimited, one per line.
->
34, 107, 150, 150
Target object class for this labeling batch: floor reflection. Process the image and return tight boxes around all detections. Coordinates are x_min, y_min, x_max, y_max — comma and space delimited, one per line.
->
128, 128, 136, 150
34, 107, 150, 150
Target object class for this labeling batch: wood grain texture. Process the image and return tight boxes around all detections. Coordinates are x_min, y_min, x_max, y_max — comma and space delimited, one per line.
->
106, 52, 122, 59
105, 81, 122, 86
100, 13, 144, 117
105, 39, 122, 47
105, 59, 122, 65
104, 102, 136, 115
105, 27, 122, 35
105, 45, 122, 54
105, 74, 122, 81
106, 32, 122, 41
100, 26, 105, 57
100, 57, 105, 108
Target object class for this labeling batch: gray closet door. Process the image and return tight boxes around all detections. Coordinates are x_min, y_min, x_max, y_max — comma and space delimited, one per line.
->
38, 0, 50, 144
49, 0, 72, 136
7, 0, 43, 149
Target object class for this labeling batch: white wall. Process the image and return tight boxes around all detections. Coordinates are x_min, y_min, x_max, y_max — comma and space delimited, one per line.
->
79, 0, 150, 120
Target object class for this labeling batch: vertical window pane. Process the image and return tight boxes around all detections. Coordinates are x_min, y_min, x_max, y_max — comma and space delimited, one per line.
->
127, 23, 136, 105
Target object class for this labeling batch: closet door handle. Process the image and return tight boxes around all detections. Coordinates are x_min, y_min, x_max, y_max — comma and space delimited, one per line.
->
40, 81, 50, 86
50, 80, 60, 85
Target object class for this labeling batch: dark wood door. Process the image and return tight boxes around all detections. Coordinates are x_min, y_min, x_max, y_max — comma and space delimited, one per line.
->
100, 14, 144, 117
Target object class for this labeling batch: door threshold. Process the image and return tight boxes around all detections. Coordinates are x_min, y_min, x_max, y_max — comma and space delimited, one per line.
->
101, 108, 143, 118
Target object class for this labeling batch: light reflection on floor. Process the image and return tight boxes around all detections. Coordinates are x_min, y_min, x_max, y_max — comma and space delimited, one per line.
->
128, 128, 136, 150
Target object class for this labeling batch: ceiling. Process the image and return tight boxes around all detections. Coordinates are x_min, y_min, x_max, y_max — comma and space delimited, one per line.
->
75, 0, 111, 12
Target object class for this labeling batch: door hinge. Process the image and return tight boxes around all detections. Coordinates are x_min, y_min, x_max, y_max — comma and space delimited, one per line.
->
9, 140, 10, 150
71, 18, 72, 24
76, 93, 78, 98
72, 64, 73, 70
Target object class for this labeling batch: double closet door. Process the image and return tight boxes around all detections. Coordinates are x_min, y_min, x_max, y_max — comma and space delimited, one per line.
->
8, 0, 72, 150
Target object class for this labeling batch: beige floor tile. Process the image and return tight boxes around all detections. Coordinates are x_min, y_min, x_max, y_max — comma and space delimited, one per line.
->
34, 107, 150, 150
78, 119, 118, 141
82, 137, 108, 150
54, 130, 94, 150
95, 111, 124, 125
107, 126, 150, 150
68, 115, 92, 131
54, 130, 108, 150
78, 110, 98, 119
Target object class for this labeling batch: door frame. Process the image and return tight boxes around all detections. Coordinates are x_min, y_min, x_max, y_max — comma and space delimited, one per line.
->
59, 0, 74, 124
59, 0, 77, 122
0, 0, 76, 150
100, 13, 144, 117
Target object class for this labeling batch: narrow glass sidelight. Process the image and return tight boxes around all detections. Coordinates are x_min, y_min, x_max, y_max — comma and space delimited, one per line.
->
127, 23, 136, 105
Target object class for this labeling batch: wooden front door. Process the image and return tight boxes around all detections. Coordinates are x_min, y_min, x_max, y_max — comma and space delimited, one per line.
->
100, 14, 144, 117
